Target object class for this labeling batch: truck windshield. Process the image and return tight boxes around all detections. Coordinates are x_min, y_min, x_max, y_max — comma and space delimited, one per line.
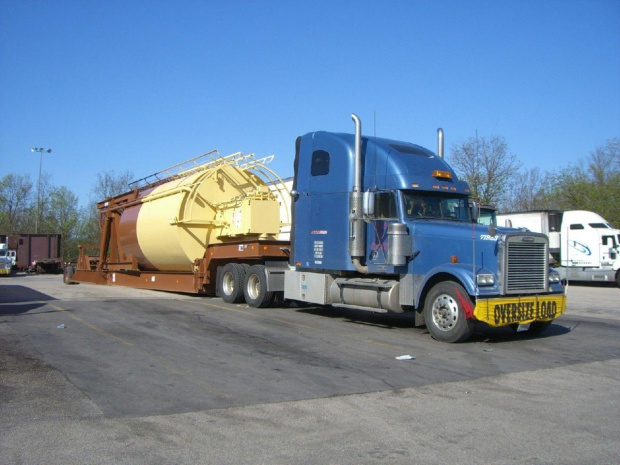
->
404, 192, 471, 221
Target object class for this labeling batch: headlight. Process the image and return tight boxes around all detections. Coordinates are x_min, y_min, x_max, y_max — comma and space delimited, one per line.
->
477, 273, 495, 286
549, 273, 561, 283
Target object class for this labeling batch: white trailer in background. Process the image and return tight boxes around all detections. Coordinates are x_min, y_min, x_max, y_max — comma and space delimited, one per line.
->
497, 210, 620, 285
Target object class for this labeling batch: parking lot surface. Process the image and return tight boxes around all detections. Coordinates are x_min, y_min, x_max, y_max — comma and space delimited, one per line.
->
1, 275, 619, 464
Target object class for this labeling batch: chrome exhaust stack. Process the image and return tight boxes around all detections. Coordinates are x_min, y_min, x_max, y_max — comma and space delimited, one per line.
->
437, 128, 444, 159
350, 113, 368, 274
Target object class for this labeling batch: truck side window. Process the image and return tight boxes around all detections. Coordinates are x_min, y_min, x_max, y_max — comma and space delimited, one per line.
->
374, 192, 397, 219
570, 224, 584, 230
311, 150, 330, 176
602, 236, 617, 247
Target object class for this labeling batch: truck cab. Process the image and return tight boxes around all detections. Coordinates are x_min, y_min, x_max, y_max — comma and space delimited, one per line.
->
285, 115, 565, 342
498, 210, 620, 285
0, 245, 16, 275
561, 211, 620, 283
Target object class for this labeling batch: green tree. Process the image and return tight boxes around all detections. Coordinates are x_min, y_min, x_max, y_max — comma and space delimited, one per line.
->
0, 174, 34, 234
44, 186, 80, 261
548, 138, 619, 227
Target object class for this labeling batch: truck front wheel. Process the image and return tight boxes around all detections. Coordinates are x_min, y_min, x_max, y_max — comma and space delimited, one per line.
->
424, 282, 474, 343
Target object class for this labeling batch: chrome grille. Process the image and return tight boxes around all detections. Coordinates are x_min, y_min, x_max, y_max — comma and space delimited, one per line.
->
504, 234, 548, 294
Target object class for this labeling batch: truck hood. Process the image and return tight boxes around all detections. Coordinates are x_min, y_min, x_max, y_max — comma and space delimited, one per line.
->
408, 220, 500, 268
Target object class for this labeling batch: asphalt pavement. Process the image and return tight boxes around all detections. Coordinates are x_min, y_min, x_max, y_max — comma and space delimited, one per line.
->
1, 275, 618, 464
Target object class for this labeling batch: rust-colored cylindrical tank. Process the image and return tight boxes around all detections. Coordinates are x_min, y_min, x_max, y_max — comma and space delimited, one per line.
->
116, 162, 282, 272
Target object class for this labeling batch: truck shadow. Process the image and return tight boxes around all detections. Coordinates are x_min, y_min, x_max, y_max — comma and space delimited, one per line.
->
471, 322, 571, 343
0, 285, 57, 305
295, 305, 570, 342
295, 305, 418, 329
0, 302, 52, 316
567, 281, 619, 289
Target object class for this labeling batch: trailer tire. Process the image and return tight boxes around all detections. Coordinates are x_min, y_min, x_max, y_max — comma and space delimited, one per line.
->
244, 264, 274, 308
219, 263, 247, 303
423, 282, 474, 343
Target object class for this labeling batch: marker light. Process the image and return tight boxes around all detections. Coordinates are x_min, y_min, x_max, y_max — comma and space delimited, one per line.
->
432, 170, 452, 180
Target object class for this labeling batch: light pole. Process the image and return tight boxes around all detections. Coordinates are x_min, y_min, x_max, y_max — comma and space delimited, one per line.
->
30, 147, 52, 234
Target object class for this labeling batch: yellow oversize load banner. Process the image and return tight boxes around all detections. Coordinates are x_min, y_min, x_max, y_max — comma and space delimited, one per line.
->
474, 294, 566, 327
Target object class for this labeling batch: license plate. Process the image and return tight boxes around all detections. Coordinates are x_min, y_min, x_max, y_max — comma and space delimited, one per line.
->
474, 295, 566, 327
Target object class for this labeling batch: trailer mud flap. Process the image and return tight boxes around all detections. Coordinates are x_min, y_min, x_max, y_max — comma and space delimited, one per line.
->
474, 295, 566, 327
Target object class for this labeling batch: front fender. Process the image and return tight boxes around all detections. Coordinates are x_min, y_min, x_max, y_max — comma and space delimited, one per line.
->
416, 263, 476, 303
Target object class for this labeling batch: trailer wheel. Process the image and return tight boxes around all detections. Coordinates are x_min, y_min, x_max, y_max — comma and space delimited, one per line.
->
244, 265, 274, 308
219, 263, 247, 303
423, 282, 474, 343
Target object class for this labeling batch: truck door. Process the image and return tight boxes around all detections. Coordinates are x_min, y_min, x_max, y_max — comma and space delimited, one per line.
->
292, 134, 354, 271
368, 191, 398, 266
601, 234, 618, 264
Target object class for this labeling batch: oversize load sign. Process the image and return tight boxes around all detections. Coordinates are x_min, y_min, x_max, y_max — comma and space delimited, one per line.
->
474, 295, 566, 327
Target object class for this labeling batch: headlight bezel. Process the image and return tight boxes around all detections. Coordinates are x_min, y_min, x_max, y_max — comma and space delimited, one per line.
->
477, 273, 496, 286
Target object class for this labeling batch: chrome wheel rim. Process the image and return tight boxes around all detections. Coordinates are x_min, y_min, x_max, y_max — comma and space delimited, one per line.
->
431, 294, 459, 331
222, 272, 234, 296
247, 274, 260, 300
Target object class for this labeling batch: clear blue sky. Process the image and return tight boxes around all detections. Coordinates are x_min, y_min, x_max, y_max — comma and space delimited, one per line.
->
1, 0, 619, 206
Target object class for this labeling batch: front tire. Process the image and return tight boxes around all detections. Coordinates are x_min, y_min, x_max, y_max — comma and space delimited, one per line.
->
424, 282, 474, 343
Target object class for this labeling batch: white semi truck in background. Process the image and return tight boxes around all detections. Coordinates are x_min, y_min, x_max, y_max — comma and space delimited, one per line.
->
0, 242, 16, 275
497, 210, 620, 285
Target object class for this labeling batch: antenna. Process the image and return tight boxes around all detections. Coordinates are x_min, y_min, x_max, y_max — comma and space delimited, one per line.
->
373, 111, 378, 189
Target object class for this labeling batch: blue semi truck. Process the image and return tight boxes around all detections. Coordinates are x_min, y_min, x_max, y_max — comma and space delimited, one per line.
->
68, 113, 566, 343
275, 114, 566, 342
